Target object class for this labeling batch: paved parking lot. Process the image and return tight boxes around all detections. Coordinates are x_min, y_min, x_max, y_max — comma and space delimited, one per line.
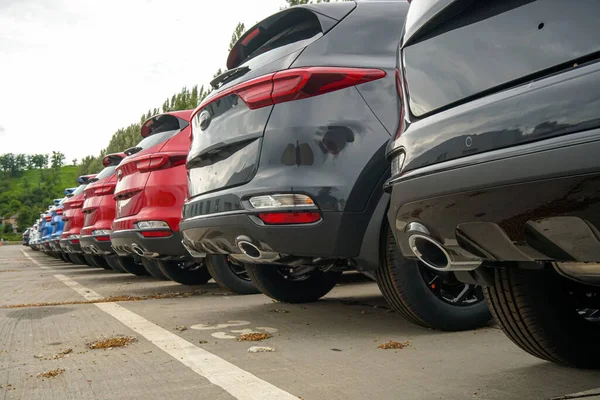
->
1, 246, 600, 400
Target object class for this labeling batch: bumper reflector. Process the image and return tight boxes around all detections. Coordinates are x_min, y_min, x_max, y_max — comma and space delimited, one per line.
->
140, 230, 173, 238
258, 212, 321, 225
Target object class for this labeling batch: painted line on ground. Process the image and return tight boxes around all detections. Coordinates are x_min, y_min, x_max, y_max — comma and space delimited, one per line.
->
53, 272, 297, 400
21, 248, 51, 269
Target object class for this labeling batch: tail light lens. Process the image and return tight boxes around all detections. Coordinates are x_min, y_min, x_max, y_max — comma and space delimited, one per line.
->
94, 183, 116, 195
70, 200, 84, 208
44, 216, 52, 222
56, 209, 63, 215
196, 67, 386, 113
258, 212, 321, 225
130, 152, 188, 173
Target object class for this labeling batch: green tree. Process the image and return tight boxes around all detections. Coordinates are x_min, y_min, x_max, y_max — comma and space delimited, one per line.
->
72, 158, 78, 166
3, 222, 13, 234
51, 151, 65, 169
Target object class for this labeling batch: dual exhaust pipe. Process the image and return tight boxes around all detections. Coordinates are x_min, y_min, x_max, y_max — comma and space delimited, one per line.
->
406, 223, 480, 272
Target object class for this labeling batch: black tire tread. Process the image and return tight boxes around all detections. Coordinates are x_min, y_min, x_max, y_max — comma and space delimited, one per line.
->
484, 267, 600, 368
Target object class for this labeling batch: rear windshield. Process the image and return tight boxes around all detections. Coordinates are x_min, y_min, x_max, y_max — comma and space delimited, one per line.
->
228, 10, 322, 69
135, 129, 180, 150
93, 166, 117, 181
71, 185, 86, 196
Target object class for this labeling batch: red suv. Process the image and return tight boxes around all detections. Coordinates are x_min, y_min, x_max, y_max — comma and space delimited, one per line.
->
60, 174, 96, 265
110, 111, 212, 285
80, 153, 133, 273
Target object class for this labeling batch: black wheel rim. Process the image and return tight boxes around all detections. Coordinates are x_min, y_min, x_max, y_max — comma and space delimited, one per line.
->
418, 264, 485, 307
225, 257, 252, 281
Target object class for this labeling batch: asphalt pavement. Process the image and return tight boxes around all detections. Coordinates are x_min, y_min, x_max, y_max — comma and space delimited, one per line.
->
1, 245, 600, 400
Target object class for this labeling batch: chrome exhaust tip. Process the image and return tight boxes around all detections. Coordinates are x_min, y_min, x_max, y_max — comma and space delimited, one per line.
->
237, 240, 261, 259
131, 244, 158, 258
407, 234, 480, 272
90, 246, 100, 255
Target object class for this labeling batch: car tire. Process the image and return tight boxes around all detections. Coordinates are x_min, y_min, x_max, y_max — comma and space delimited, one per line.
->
84, 254, 111, 270
376, 227, 492, 331
245, 264, 342, 303
67, 253, 87, 265
104, 255, 127, 273
485, 266, 600, 368
205, 255, 259, 295
140, 258, 169, 280
157, 259, 211, 285
117, 256, 149, 276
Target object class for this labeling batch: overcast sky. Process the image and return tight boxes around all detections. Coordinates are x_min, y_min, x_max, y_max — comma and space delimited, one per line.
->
0, 0, 285, 162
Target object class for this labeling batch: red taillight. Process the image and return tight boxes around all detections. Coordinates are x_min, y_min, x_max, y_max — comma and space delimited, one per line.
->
44, 216, 52, 222
70, 200, 84, 208
70, 239, 80, 244
95, 235, 110, 242
56, 209, 63, 215
196, 67, 386, 113
94, 183, 116, 195
140, 230, 173, 238
132, 152, 187, 173
258, 212, 321, 225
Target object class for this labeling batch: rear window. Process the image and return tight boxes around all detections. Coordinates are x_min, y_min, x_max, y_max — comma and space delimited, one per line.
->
228, 9, 322, 69
93, 166, 117, 181
71, 185, 86, 196
135, 129, 180, 150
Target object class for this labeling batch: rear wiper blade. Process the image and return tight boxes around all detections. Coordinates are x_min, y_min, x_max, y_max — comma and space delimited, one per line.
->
210, 66, 250, 89
124, 146, 143, 156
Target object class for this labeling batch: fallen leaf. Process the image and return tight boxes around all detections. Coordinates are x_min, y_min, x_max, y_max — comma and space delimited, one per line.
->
378, 340, 409, 350
87, 337, 136, 350
198, 340, 208, 344
238, 333, 272, 342
175, 325, 188, 332
38, 368, 65, 378
269, 309, 289, 314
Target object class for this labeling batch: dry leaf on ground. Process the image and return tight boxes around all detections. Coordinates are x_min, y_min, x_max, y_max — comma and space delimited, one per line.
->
38, 368, 65, 378
175, 325, 188, 332
47, 348, 72, 360
238, 333, 272, 341
87, 337, 136, 350
378, 340, 409, 350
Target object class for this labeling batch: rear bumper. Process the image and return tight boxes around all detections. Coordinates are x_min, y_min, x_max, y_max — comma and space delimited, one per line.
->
80, 235, 113, 256
110, 229, 187, 259
181, 209, 371, 265
387, 127, 600, 264
60, 239, 82, 253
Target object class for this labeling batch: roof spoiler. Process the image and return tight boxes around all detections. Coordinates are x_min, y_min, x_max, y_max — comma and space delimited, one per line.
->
53, 199, 62, 205
140, 110, 192, 138
77, 174, 97, 184
226, 2, 356, 70
103, 152, 127, 167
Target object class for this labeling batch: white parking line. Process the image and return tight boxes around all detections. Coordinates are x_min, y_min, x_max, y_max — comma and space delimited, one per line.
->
21, 249, 51, 269
52, 272, 297, 400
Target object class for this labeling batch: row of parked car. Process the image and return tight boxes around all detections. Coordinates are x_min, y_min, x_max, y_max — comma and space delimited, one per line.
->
22, 0, 600, 368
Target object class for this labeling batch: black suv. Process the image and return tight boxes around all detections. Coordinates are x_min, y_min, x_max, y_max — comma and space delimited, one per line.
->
180, 0, 490, 331
387, 0, 600, 366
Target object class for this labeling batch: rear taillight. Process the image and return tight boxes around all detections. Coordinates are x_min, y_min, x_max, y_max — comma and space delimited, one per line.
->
258, 212, 321, 225
56, 209, 63, 216
94, 183, 116, 195
197, 67, 386, 112
131, 152, 188, 173
44, 216, 52, 222
70, 200, 84, 208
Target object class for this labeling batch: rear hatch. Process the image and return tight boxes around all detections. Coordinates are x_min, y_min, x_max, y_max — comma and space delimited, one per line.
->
186, 2, 356, 198
62, 184, 87, 235
82, 154, 124, 229
114, 111, 190, 218
401, 0, 600, 117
